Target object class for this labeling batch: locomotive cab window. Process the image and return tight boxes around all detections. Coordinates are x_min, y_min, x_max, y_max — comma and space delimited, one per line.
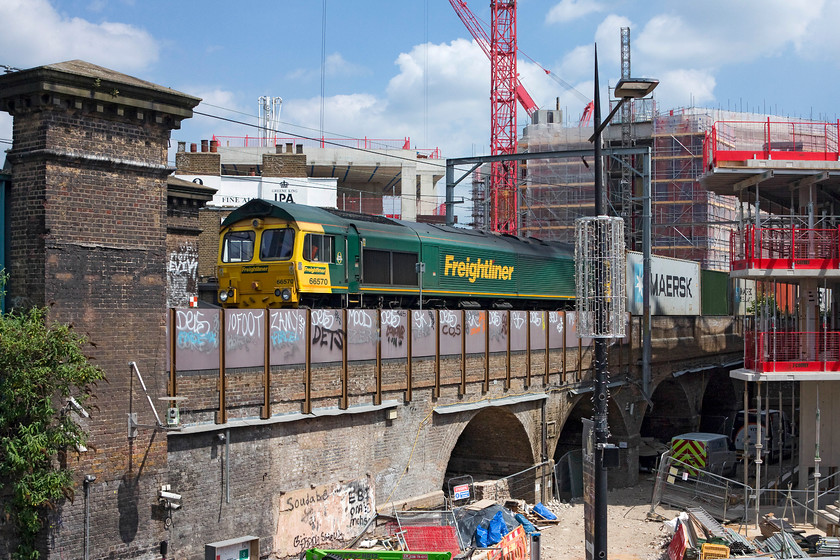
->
303, 234, 334, 263
221, 230, 255, 263
260, 228, 295, 261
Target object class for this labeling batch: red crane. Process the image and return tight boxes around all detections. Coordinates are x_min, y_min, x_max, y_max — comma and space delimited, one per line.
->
450, 0, 521, 234
450, 1, 593, 233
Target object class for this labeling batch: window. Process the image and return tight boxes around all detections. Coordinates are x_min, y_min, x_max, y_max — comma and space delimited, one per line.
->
260, 228, 295, 261
303, 234, 334, 263
221, 230, 255, 263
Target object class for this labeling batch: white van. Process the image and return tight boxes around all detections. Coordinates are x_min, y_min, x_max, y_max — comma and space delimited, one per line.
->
670, 432, 738, 477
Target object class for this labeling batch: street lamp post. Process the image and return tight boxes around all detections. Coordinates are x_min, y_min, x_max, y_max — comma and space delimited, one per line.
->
588, 44, 658, 560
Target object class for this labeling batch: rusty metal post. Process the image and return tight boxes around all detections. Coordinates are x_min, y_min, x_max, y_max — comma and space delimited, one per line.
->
484, 311, 490, 392
506, 310, 512, 389
526, 312, 532, 388
216, 310, 227, 424
261, 309, 271, 419
406, 310, 413, 403
168, 308, 177, 397
544, 311, 550, 384
304, 309, 312, 414
434, 310, 441, 398
341, 309, 348, 410
375, 309, 382, 405
460, 310, 467, 396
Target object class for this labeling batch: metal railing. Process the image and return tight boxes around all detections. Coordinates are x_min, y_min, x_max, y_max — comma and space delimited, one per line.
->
651, 451, 753, 523
493, 461, 554, 505
730, 226, 840, 270
705, 119, 840, 169
745, 330, 840, 373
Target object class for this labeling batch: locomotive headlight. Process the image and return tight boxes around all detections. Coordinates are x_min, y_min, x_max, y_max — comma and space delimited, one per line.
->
281, 288, 292, 301
218, 290, 229, 302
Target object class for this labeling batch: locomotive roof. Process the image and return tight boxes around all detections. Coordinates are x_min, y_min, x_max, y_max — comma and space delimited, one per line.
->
221, 199, 351, 227
222, 200, 572, 257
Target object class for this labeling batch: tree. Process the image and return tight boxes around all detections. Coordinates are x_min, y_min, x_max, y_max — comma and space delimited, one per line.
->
0, 278, 105, 559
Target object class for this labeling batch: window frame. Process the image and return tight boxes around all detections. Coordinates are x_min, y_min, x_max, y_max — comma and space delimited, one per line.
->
221, 230, 256, 263
259, 227, 295, 261
303, 233, 335, 264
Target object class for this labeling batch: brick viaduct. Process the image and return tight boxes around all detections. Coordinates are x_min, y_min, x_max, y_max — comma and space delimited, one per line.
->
0, 61, 743, 560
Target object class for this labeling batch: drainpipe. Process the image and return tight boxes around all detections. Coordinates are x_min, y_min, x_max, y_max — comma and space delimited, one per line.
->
83, 474, 96, 560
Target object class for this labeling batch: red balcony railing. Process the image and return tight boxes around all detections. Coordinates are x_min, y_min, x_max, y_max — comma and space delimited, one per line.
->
730, 226, 840, 271
704, 119, 840, 170
745, 330, 840, 373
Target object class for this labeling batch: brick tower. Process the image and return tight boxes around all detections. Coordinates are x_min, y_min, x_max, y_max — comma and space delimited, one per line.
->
0, 61, 200, 558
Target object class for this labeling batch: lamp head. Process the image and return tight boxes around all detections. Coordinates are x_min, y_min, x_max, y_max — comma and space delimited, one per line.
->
614, 78, 659, 99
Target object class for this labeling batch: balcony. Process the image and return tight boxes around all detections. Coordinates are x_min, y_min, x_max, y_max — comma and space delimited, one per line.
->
705, 119, 840, 170
743, 330, 840, 377
730, 226, 840, 275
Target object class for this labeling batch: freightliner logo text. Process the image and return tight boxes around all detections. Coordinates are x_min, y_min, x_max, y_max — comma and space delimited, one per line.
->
444, 255, 514, 283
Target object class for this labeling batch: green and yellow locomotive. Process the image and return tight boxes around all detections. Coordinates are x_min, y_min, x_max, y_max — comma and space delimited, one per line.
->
217, 199, 575, 309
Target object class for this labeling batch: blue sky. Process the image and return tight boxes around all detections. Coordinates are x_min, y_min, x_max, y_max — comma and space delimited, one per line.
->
2, 0, 840, 171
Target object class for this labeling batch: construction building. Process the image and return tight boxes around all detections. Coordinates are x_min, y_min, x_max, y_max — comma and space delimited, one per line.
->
513, 104, 755, 272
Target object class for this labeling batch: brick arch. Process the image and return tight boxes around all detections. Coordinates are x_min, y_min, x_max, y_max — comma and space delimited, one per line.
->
699, 368, 741, 432
443, 407, 535, 481
552, 393, 632, 463
641, 377, 698, 441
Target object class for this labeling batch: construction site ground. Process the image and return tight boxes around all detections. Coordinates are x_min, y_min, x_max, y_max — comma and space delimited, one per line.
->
538, 473, 829, 560
538, 474, 680, 560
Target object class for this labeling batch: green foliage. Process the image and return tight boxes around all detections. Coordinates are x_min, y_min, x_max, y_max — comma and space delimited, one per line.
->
0, 281, 105, 559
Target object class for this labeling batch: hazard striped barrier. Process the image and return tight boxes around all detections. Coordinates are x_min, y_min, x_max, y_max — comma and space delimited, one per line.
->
671, 438, 707, 476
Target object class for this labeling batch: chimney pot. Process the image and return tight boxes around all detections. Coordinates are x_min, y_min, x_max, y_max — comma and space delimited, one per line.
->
201, 139, 209, 152
190, 143, 197, 153
177, 141, 186, 153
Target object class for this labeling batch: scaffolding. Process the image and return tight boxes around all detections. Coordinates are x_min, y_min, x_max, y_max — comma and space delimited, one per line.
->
651, 110, 738, 271
513, 107, 741, 271
519, 126, 594, 244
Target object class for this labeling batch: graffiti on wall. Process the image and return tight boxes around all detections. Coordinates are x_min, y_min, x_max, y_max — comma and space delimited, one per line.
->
167, 244, 198, 309
270, 309, 307, 363
311, 309, 344, 363
225, 309, 265, 368
174, 309, 220, 370
380, 310, 407, 360
275, 477, 375, 558
170, 308, 572, 371
411, 310, 436, 357
347, 309, 378, 361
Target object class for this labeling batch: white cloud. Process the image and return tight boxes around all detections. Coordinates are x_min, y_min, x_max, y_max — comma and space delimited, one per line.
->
635, 1, 821, 68
325, 53, 372, 78
655, 69, 717, 109
0, 0, 158, 71
287, 52, 372, 83
796, 0, 840, 59
594, 15, 633, 70
559, 45, 596, 82
546, 0, 604, 24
